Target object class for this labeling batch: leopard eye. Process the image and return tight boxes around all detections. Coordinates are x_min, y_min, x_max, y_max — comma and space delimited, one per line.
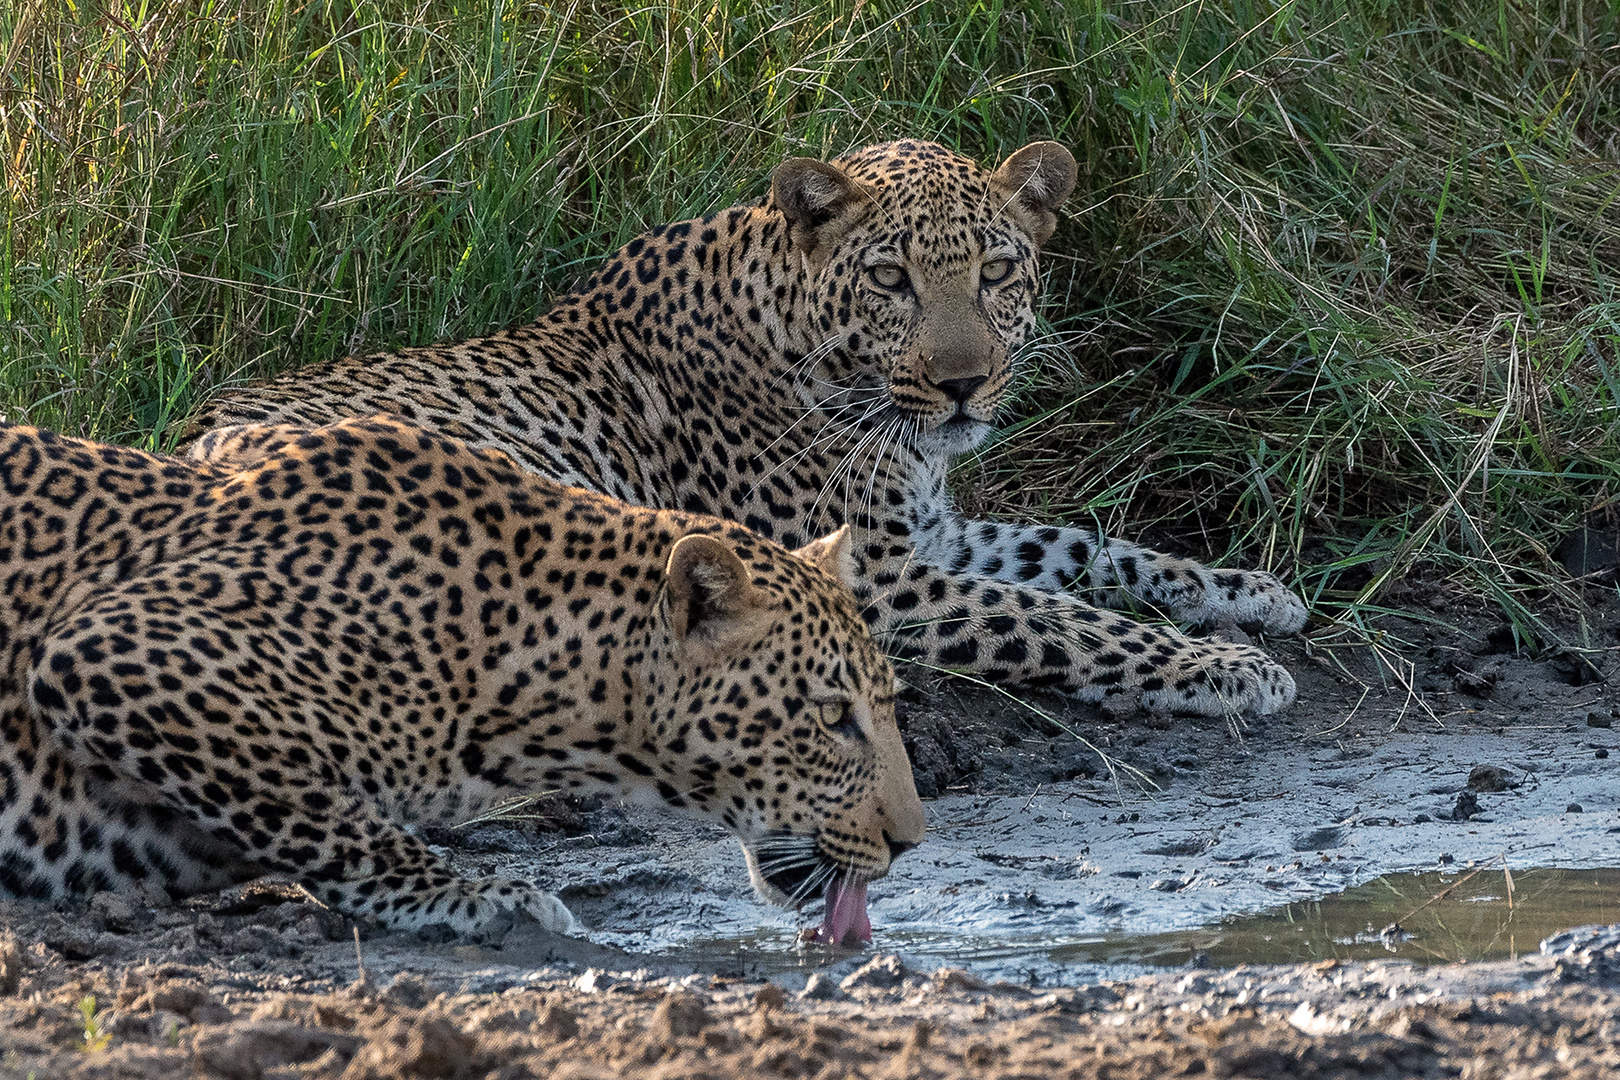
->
980, 258, 1013, 284
815, 699, 865, 741
869, 264, 908, 290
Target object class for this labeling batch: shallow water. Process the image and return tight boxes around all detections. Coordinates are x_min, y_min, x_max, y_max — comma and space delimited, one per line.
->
623, 867, 1620, 985
1042, 866, 1620, 969
552, 727, 1619, 986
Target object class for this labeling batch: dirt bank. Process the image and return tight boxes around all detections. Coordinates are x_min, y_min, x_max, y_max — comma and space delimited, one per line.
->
0, 914, 1616, 1078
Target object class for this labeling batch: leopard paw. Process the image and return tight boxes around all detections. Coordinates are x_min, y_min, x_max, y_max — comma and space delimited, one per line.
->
1206, 570, 1308, 635
1139, 641, 1297, 717
1143, 563, 1307, 636
375, 877, 582, 941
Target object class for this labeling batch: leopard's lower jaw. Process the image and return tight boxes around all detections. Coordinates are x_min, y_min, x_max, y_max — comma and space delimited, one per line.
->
914, 415, 993, 455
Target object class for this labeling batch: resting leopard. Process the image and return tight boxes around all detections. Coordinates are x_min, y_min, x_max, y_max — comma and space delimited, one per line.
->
186, 140, 1306, 717
0, 415, 924, 942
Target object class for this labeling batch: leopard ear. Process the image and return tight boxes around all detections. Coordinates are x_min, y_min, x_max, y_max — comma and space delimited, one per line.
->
771, 158, 874, 255
792, 525, 857, 592
664, 533, 765, 648
989, 141, 1077, 246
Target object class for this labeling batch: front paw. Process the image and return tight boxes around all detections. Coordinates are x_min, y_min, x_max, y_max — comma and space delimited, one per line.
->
1209, 570, 1308, 635
390, 878, 582, 942
1139, 641, 1297, 718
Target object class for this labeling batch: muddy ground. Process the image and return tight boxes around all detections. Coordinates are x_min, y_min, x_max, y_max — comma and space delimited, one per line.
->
2, 579, 1618, 1078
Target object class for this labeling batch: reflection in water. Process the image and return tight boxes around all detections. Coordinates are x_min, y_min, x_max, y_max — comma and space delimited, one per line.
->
1046, 867, 1620, 969
642, 868, 1620, 985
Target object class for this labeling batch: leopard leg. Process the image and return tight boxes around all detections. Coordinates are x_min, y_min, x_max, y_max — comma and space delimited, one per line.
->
27, 578, 578, 940
919, 517, 1308, 634
857, 558, 1295, 716
0, 713, 247, 901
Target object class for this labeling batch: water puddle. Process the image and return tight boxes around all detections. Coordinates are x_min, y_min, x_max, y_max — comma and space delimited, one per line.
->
1040, 866, 1620, 969
610, 867, 1620, 985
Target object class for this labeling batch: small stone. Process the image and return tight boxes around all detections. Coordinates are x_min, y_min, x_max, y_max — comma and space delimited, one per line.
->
1148, 878, 1186, 893
88, 892, 144, 933
1466, 765, 1514, 793
752, 984, 786, 1012
1450, 790, 1480, 822
1291, 825, 1346, 851
1175, 974, 1212, 995
1566, 803, 1584, 814
1413, 814, 1432, 824
382, 972, 433, 1009
573, 969, 614, 994
653, 992, 709, 1038
798, 973, 847, 1001
1597, 748, 1610, 759
840, 954, 918, 991
931, 968, 988, 993
1587, 712, 1613, 729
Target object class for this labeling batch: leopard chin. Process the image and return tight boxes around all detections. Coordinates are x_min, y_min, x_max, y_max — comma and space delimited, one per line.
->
915, 412, 994, 455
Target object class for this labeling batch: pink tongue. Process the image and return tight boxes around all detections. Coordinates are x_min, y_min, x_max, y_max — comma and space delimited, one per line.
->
815, 876, 871, 947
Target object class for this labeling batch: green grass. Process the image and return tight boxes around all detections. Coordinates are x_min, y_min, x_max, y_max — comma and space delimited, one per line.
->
3, 0, 1618, 640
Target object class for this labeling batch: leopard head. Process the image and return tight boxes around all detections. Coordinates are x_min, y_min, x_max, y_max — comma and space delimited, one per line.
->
771, 139, 1077, 455
649, 524, 925, 910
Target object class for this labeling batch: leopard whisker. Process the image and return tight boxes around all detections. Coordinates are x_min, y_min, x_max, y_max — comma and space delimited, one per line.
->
749, 395, 894, 504
752, 389, 878, 469
774, 334, 844, 388
855, 414, 906, 527
787, 860, 840, 908
804, 411, 897, 536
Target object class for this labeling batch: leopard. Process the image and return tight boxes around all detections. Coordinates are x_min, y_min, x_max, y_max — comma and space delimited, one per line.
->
0, 414, 924, 941
186, 139, 1307, 718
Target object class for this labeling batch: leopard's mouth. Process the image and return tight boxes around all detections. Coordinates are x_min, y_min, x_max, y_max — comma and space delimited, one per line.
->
744, 832, 846, 909
743, 833, 894, 948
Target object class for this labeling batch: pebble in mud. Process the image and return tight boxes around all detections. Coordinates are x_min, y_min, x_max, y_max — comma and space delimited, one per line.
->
1290, 825, 1347, 851
652, 992, 709, 1038
1467, 765, 1516, 792
841, 955, 920, 991
798, 973, 848, 1001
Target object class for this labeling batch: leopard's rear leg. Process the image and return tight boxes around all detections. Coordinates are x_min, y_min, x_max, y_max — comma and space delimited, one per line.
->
26, 567, 578, 939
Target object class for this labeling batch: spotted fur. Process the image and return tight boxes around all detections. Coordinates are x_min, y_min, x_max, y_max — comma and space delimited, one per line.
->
187, 140, 1306, 717
0, 416, 923, 938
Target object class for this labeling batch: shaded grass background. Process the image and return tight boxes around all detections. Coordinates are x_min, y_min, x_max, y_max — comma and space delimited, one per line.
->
3, 0, 1618, 640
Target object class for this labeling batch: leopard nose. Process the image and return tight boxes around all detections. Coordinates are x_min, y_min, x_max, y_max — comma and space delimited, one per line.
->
884, 831, 919, 861
933, 375, 987, 403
